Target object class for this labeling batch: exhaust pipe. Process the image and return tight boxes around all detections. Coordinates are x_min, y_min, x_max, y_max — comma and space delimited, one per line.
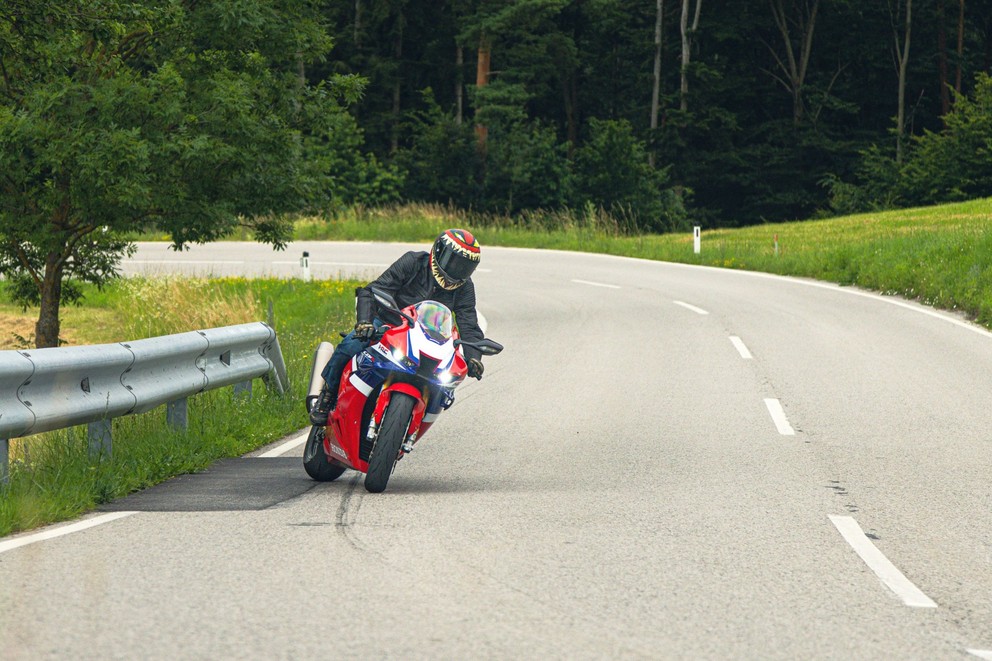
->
306, 341, 335, 411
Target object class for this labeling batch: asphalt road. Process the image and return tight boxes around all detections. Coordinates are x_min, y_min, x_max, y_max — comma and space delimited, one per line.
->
2, 241, 991, 660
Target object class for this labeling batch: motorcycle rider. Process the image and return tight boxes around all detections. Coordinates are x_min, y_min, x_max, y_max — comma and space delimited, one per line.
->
309, 228, 486, 425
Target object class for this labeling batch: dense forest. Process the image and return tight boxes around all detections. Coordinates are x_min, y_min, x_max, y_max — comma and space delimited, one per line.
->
313, 0, 992, 229
2, 1, 992, 346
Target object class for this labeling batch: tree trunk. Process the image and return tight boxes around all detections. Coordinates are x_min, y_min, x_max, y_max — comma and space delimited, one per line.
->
768, 0, 819, 126
679, 0, 701, 113
354, 0, 362, 48
894, 0, 913, 163
475, 34, 491, 152
456, 46, 463, 125
938, 0, 950, 116
390, 15, 403, 154
650, 0, 664, 167
955, 0, 965, 94
35, 253, 64, 349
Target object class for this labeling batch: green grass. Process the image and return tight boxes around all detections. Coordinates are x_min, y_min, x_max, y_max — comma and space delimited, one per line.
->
0, 276, 359, 536
297, 198, 992, 328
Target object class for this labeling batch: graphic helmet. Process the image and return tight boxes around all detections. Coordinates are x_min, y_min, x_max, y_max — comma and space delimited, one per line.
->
430, 229, 481, 290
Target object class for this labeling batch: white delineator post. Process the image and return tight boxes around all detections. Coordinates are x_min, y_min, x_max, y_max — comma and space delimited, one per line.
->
300, 251, 311, 282
693, 226, 701, 254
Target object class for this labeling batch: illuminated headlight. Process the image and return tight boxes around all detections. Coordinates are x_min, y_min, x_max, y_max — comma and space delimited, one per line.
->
391, 348, 405, 363
438, 371, 454, 384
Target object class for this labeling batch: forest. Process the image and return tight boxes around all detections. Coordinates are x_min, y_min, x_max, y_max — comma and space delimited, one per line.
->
3, 1, 992, 346
319, 0, 992, 229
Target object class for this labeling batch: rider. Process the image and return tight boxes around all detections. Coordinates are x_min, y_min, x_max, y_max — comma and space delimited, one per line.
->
309, 228, 486, 425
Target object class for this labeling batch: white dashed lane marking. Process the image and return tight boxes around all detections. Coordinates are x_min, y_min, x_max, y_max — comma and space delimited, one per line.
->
571, 279, 621, 289
829, 515, 938, 608
729, 336, 753, 359
763, 398, 795, 435
673, 300, 709, 315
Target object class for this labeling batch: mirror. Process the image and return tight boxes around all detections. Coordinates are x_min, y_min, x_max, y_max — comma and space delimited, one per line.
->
456, 338, 503, 356
369, 286, 399, 310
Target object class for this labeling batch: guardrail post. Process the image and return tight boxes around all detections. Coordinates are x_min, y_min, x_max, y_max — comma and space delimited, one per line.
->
1, 439, 8, 485
88, 419, 112, 459
167, 398, 188, 431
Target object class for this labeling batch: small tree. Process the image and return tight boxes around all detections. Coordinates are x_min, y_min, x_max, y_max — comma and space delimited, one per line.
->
0, 0, 362, 347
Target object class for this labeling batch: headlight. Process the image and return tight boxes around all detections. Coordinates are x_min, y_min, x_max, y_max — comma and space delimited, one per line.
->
391, 348, 405, 363
438, 371, 454, 384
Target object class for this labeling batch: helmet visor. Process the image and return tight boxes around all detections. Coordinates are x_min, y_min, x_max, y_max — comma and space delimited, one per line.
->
435, 249, 478, 283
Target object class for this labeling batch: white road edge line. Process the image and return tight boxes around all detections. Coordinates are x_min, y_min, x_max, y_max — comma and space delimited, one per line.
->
673, 300, 709, 315
259, 431, 309, 458
763, 398, 795, 435
729, 336, 753, 359
967, 650, 992, 659
829, 515, 938, 608
0, 511, 137, 555
127, 260, 245, 264
571, 278, 621, 289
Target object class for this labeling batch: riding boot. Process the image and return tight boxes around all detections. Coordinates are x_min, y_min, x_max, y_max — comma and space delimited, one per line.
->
309, 384, 336, 425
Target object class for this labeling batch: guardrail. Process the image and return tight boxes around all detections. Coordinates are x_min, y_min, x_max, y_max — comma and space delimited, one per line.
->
0, 322, 289, 484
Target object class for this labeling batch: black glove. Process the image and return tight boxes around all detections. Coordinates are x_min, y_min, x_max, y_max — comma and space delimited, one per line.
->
354, 321, 375, 341
467, 358, 484, 380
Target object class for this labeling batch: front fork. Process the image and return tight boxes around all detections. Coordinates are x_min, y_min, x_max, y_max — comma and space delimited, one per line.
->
368, 381, 427, 460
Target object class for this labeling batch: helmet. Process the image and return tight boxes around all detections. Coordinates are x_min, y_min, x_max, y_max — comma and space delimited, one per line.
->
430, 229, 481, 290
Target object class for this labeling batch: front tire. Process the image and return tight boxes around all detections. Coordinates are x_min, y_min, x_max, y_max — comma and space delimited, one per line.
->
303, 425, 347, 482
364, 393, 416, 493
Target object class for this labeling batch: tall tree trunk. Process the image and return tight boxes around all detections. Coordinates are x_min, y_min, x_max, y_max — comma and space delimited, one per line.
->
767, 0, 820, 126
955, 0, 965, 94
390, 15, 404, 154
650, 0, 665, 167
36, 253, 64, 349
938, 0, 950, 116
455, 46, 463, 125
679, 0, 701, 113
562, 75, 578, 151
354, 0, 362, 48
475, 34, 491, 152
894, 0, 913, 163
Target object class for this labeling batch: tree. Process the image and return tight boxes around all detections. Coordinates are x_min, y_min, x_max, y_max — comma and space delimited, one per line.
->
766, 0, 820, 125
679, 0, 702, 113
650, 0, 665, 168
891, 0, 913, 162
0, 0, 362, 347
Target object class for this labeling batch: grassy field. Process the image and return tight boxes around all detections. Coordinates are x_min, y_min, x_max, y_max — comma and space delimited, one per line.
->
0, 276, 359, 536
297, 198, 992, 327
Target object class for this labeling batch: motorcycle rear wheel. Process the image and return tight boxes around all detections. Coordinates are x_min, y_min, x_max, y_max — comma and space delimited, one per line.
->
364, 393, 415, 493
303, 425, 347, 482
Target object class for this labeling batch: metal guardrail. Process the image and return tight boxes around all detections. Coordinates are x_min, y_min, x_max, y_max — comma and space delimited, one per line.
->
0, 322, 289, 483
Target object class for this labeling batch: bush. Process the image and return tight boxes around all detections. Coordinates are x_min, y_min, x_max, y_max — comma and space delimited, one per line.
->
573, 118, 685, 232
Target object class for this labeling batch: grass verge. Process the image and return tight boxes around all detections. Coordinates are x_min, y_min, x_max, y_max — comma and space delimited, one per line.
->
0, 276, 358, 536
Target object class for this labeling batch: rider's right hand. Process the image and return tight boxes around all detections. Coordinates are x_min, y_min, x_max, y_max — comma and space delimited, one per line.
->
354, 321, 376, 341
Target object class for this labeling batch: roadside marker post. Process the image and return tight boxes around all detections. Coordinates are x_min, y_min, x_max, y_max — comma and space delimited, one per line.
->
693, 226, 701, 254
300, 251, 311, 282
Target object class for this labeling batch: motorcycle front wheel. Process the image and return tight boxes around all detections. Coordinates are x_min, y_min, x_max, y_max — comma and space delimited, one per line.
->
302, 425, 347, 482
364, 392, 416, 493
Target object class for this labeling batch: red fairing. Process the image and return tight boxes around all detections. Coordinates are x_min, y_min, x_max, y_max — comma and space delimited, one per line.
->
327, 359, 371, 472
372, 381, 427, 440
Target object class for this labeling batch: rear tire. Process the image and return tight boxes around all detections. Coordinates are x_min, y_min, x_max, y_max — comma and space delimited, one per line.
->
303, 425, 347, 482
364, 393, 416, 493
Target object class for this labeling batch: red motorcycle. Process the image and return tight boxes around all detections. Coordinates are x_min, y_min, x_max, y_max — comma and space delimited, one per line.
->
303, 289, 503, 493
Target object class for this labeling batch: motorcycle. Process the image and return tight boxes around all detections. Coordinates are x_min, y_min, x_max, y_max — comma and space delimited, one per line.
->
303, 288, 503, 493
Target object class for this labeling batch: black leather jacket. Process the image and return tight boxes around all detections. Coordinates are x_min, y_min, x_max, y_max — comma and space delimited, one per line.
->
355, 251, 484, 362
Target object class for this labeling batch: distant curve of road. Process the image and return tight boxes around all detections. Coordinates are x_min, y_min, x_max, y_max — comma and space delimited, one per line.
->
2, 241, 991, 660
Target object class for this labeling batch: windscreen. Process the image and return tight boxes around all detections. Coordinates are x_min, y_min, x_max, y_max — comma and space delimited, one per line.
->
415, 301, 453, 343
